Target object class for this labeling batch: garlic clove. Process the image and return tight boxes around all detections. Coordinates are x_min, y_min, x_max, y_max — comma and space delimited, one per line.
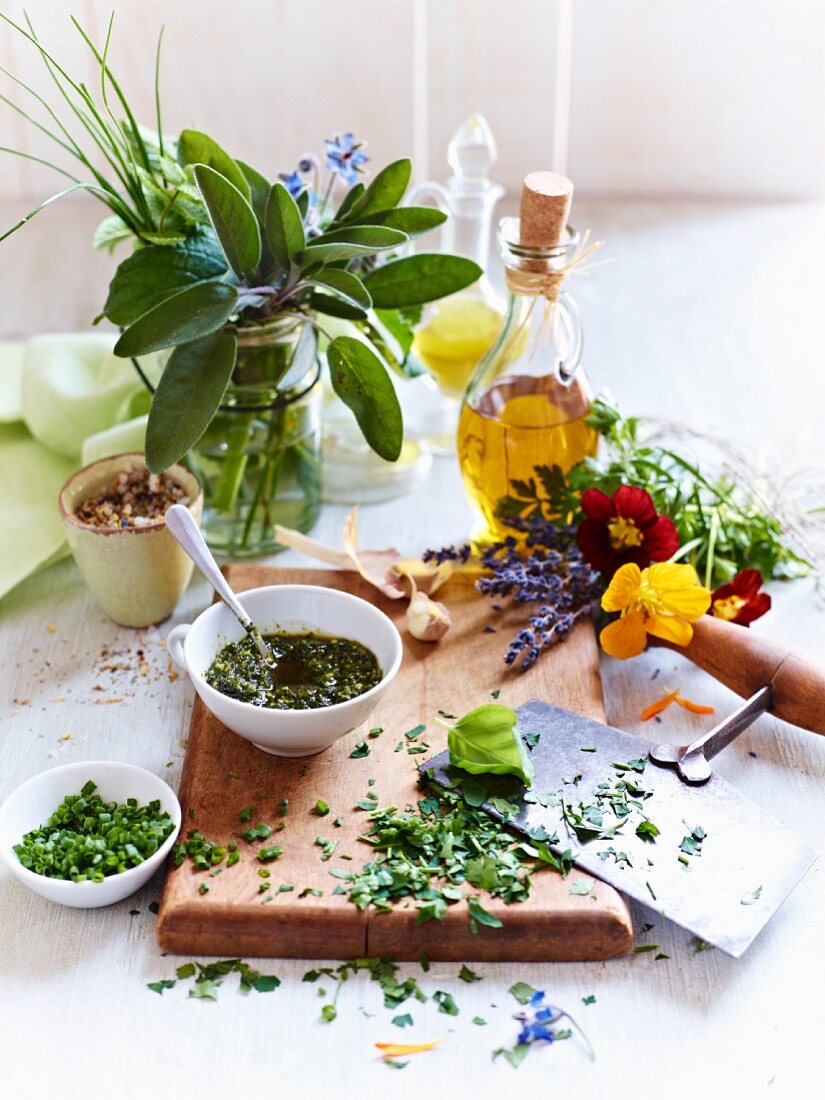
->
406, 589, 452, 641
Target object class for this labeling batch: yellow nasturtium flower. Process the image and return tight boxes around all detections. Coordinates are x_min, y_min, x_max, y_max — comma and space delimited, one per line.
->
599, 562, 711, 660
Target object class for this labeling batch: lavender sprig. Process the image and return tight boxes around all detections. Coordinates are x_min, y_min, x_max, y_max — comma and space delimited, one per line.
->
424, 517, 604, 671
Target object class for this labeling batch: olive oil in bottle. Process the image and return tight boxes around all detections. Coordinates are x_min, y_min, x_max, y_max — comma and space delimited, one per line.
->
457, 171, 599, 543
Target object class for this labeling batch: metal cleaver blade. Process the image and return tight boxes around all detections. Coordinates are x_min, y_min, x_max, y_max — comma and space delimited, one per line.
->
423, 698, 817, 957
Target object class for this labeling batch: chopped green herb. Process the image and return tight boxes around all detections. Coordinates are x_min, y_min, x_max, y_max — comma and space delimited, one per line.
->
433, 990, 458, 1016
394, 741, 404, 752
491, 689, 501, 699
226, 849, 240, 867
582, 994, 596, 1005
277, 884, 294, 893
258, 868, 270, 878
569, 877, 595, 896
473, 1016, 487, 1025
459, 964, 482, 983
315, 836, 337, 862
654, 952, 670, 960
384, 1060, 408, 1070
238, 807, 252, 823
333, 816, 343, 827
419, 954, 430, 972
148, 901, 159, 914
523, 731, 540, 751
405, 723, 427, 740
612, 758, 647, 773
636, 819, 660, 842
299, 887, 323, 898
580, 746, 597, 753
633, 943, 660, 954
321, 1003, 337, 1022
147, 979, 175, 995
241, 823, 273, 842
313, 799, 330, 817
350, 741, 370, 759
198, 882, 209, 895
509, 981, 539, 1005
278, 798, 288, 817
406, 744, 429, 755
368, 726, 384, 738
189, 979, 221, 1000
257, 845, 283, 863
392, 1013, 413, 1027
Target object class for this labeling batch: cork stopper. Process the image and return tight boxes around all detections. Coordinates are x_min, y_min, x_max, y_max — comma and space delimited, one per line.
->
519, 171, 574, 250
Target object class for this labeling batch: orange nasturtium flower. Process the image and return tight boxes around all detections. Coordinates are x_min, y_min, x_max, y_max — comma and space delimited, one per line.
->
599, 562, 711, 660
640, 688, 715, 721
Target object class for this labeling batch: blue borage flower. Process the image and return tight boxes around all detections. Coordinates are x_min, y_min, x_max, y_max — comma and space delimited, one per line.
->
324, 132, 369, 185
502, 990, 594, 1066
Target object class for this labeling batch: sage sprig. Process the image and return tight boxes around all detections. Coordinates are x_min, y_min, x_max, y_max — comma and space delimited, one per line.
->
0, 15, 483, 473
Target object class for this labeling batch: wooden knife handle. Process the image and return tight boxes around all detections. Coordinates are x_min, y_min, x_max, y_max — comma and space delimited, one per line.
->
659, 615, 825, 735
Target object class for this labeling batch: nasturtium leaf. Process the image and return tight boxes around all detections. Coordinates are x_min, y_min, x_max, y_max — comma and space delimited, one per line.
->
144, 330, 237, 472
114, 281, 239, 357
359, 206, 447, 236
346, 158, 411, 218
103, 238, 228, 326
194, 164, 261, 278
308, 268, 372, 309
178, 130, 250, 199
363, 253, 482, 308
440, 703, 534, 787
327, 336, 403, 462
264, 182, 305, 272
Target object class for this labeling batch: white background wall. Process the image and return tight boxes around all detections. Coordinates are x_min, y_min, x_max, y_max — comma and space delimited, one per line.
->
1, 0, 823, 204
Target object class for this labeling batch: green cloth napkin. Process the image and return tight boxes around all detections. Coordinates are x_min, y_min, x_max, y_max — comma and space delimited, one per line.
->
0, 335, 160, 604
0, 422, 74, 602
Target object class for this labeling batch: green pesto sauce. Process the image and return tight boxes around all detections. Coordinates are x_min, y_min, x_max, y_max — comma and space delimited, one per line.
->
204, 631, 382, 710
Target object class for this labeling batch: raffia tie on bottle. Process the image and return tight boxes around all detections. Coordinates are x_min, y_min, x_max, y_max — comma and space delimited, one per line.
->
503, 229, 608, 375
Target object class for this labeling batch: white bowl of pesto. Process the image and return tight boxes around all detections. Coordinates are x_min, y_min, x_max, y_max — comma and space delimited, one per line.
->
167, 584, 403, 757
0, 761, 181, 909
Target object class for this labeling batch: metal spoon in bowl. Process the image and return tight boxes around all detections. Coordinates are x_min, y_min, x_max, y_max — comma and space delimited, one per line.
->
164, 504, 278, 686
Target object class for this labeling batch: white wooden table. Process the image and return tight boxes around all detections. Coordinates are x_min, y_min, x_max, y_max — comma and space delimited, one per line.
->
1, 199, 824, 1099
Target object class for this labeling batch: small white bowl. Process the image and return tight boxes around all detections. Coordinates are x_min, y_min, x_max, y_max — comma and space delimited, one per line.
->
0, 762, 181, 909
167, 584, 403, 757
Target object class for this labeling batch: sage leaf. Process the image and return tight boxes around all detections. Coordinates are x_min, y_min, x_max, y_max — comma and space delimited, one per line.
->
264, 182, 305, 272
441, 703, 535, 787
327, 336, 402, 462
103, 238, 228, 326
364, 253, 482, 307
145, 330, 237, 472
359, 206, 448, 237
309, 268, 371, 309
309, 294, 368, 321
236, 160, 271, 225
114, 281, 238, 357
346, 158, 411, 218
178, 129, 250, 199
333, 182, 365, 221
303, 226, 406, 266
194, 164, 261, 278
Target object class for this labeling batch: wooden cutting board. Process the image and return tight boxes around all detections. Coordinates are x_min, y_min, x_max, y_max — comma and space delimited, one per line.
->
157, 565, 633, 961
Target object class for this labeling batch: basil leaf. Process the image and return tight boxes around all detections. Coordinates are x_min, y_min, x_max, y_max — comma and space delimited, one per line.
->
178, 130, 250, 199
114, 281, 238, 357
145, 330, 237, 472
309, 268, 371, 309
264, 182, 305, 272
346, 158, 411, 218
103, 238, 227, 326
327, 336, 402, 462
194, 164, 261, 278
442, 704, 534, 787
359, 206, 448, 236
363, 253, 482, 307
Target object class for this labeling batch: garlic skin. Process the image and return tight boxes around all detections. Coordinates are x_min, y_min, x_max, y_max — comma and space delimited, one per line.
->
406, 588, 451, 641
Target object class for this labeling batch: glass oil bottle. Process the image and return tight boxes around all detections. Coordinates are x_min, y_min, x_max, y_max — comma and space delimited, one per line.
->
457, 172, 599, 544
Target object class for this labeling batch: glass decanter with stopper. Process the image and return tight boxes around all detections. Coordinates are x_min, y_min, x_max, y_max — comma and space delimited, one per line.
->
458, 172, 599, 544
408, 114, 505, 450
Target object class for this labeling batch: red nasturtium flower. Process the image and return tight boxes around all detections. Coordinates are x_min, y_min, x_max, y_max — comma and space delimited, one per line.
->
576, 486, 679, 577
709, 568, 771, 626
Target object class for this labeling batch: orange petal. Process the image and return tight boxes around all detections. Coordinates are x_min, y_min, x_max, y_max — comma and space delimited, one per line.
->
601, 563, 642, 613
675, 695, 715, 715
375, 1039, 445, 1058
600, 611, 648, 659
640, 689, 680, 721
646, 613, 694, 648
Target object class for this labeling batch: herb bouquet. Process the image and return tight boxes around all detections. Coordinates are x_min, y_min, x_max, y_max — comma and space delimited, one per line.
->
1, 14, 481, 554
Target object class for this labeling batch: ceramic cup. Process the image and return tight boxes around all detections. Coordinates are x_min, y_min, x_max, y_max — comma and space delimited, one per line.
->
58, 452, 202, 628
167, 584, 403, 756
0, 761, 181, 909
